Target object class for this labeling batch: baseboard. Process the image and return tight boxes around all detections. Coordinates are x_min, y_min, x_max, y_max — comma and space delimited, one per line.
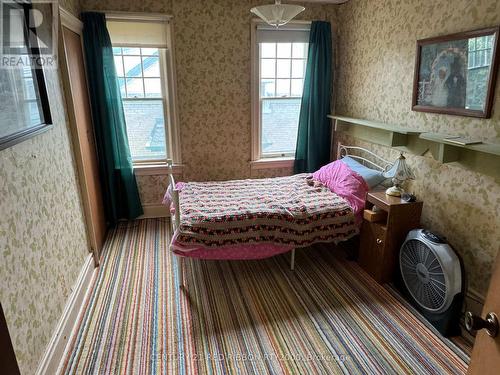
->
458, 288, 485, 345
464, 287, 485, 315
139, 204, 170, 219
36, 254, 96, 375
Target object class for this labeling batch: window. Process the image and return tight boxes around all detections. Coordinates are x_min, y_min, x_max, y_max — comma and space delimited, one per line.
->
107, 16, 180, 165
113, 47, 167, 161
252, 22, 310, 164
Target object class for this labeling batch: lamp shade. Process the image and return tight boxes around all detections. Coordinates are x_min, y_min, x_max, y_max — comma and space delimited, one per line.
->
251, 1, 305, 28
383, 153, 415, 181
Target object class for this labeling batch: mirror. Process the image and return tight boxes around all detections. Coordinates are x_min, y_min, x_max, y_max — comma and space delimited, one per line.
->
0, 1, 53, 151
412, 26, 499, 118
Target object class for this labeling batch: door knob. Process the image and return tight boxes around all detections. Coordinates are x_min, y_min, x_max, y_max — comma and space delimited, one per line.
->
465, 311, 499, 338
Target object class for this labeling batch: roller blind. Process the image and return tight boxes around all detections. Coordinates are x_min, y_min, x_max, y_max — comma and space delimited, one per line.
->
256, 23, 311, 44
106, 20, 169, 48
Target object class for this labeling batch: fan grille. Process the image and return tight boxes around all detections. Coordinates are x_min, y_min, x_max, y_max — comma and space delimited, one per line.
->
400, 239, 447, 312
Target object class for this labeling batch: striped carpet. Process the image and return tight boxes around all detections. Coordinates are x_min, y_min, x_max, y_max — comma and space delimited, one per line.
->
60, 219, 469, 374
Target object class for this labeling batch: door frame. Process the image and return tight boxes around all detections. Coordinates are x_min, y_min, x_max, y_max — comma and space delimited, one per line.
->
59, 7, 101, 266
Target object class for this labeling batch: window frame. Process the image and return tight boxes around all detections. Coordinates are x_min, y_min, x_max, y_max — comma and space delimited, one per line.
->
107, 12, 181, 170
250, 19, 310, 169
114, 46, 170, 163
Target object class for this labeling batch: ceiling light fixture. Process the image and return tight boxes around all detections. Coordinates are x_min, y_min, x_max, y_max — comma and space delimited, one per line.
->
250, 0, 305, 28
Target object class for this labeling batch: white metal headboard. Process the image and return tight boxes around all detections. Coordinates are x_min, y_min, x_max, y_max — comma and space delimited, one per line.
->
337, 144, 392, 172
166, 159, 180, 232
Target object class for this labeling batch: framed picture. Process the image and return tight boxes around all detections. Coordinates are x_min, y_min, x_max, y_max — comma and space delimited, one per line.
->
0, 2, 53, 151
412, 26, 500, 118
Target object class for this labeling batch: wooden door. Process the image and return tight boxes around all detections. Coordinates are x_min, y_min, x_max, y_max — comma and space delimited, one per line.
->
468, 251, 500, 374
61, 13, 107, 265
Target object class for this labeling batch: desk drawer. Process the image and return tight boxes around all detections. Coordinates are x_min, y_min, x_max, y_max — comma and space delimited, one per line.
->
363, 209, 387, 223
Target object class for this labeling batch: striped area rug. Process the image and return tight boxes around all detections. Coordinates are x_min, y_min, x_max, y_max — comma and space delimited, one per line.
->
60, 219, 468, 374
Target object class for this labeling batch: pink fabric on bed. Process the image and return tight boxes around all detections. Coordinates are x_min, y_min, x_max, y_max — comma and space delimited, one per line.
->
312, 160, 369, 223
173, 243, 293, 260
162, 181, 187, 208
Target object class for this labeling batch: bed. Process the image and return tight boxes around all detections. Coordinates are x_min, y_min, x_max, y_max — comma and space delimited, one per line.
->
164, 145, 392, 284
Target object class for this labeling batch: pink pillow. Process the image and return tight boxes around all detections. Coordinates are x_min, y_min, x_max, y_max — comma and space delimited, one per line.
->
312, 160, 369, 217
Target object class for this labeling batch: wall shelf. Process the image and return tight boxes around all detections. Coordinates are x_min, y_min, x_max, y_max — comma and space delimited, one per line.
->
419, 133, 500, 163
328, 115, 424, 147
329, 114, 500, 180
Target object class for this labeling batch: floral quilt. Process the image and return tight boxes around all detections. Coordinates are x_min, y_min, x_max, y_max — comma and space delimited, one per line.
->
172, 174, 359, 249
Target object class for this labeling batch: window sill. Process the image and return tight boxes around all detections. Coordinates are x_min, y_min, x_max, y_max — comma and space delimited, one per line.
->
250, 157, 295, 170
133, 162, 183, 176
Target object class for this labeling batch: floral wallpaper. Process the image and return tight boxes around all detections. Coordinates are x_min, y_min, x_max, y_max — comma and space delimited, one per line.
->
335, 0, 500, 297
136, 174, 176, 206
173, 0, 336, 182
80, 0, 337, 206
0, 2, 90, 373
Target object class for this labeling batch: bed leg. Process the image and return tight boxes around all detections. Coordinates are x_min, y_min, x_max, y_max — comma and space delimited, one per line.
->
178, 256, 185, 287
290, 249, 295, 271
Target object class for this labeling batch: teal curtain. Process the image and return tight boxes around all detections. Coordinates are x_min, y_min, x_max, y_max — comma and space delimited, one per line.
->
81, 12, 143, 225
294, 21, 333, 173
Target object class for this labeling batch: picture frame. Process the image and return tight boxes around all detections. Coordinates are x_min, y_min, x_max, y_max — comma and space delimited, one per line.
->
412, 26, 500, 118
0, 2, 53, 151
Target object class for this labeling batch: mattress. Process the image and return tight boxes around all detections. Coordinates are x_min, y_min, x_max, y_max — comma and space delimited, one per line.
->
166, 174, 360, 258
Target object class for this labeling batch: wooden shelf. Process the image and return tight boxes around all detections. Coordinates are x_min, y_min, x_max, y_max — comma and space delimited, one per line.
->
328, 115, 424, 147
329, 114, 500, 179
328, 115, 422, 135
419, 133, 500, 163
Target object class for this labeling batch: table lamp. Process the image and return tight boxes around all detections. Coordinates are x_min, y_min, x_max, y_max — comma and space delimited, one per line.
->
383, 153, 415, 197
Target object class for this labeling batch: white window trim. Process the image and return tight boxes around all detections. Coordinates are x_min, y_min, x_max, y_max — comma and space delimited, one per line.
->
106, 12, 182, 172
250, 19, 310, 170
250, 157, 296, 170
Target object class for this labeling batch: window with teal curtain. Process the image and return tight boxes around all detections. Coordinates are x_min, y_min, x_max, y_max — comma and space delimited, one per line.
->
294, 21, 333, 173
81, 12, 143, 225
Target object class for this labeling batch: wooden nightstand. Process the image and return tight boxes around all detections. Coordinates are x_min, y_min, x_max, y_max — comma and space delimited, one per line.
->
358, 191, 423, 284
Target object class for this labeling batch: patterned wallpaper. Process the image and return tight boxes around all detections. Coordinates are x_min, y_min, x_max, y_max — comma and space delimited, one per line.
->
174, 1, 337, 182
335, 0, 500, 297
0, 2, 90, 373
80, 0, 337, 204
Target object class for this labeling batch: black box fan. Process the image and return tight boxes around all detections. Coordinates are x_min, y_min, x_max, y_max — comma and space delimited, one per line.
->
396, 229, 464, 336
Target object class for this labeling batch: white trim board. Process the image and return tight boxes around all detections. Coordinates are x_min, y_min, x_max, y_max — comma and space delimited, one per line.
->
36, 255, 96, 375
59, 7, 83, 33
250, 158, 294, 170
139, 204, 170, 219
